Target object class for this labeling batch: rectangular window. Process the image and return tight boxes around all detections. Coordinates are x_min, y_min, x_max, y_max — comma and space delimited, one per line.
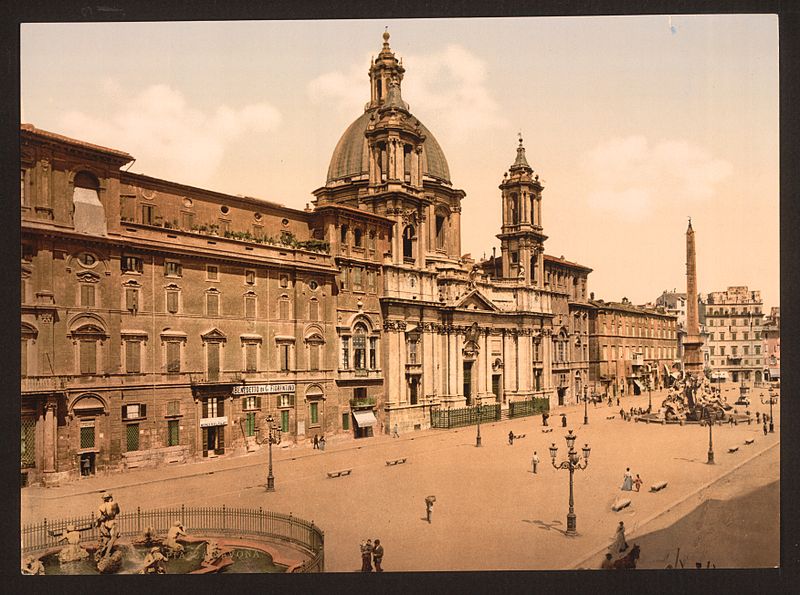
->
207, 293, 220, 316
181, 211, 195, 230
202, 396, 224, 418
511, 252, 519, 264
245, 412, 256, 437
80, 422, 95, 449
278, 393, 293, 408
340, 268, 348, 291
80, 340, 96, 375
342, 412, 350, 430
280, 344, 290, 371
281, 410, 289, 432
126, 423, 140, 451
408, 339, 418, 364
166, 341, 181, 373
126, 340, 141, 373
353, 267, 363, 291
369, 337, 377, 369
310, 402, 319, 425
219, 219, 230, 233
125, 287, 139, 312
21, 417, 36, 467
279, 299, 289, 320
164, 261, 182, 277
122, 404, 147, 420
207, 342, 220, 378
207, 265, 219, 280
121, 256, 143, 273
309, 344, 320, 371
167, 419, 180, 446
755, 345, 761, 354
367, 270, 376, 292
744, 345, 749, 355
166, 400, 181, 416
710, 346, 715, 356
245, 270, 255, 285
245, 343, 258, 372
720, 346, 726, 356
245, 295, 256, 319
142, 204, 155, 225
341, 336, 350, 369
80, 284, 95, 308
166, 289, 179, 314
242, 395, 261, 410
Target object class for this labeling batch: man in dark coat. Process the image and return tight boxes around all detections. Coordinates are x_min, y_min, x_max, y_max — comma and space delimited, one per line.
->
372, 539, 384, 572
561, 414, 567, 428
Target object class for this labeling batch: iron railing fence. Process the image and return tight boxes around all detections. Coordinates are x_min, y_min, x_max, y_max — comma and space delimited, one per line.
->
21, 505, 324, 572
508, 397, 550, 418
430, 403, 500, 429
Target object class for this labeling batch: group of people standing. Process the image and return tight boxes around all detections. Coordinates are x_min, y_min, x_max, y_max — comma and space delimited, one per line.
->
311, 434, 326, 450
621, 467, 643, 492
359, 538, 384, 572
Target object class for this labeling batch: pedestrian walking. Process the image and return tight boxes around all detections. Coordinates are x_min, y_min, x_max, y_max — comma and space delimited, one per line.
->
763, 420, 768, 436
508, 430, 514, 445
616, 397, 620, 407
756, 412, 761, 423
633, 474, 643, 492
313, 434, 319, 449
531, 451, 540, 474
372, 539, 384, 572
610, 521, 628, 554
392, 423, 400, 438
542, 412, 549, 427
319, 435, 326, 451
360, 539, 373, 572
621, 468, 633, 491
425, 496, 435, 523
561, 414, 567, 428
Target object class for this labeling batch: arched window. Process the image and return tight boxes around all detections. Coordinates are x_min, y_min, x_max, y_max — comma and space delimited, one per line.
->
510, 193, 519, 225
340, 224, 349, 245
403, 225, 415, 261
354, 228, 363, 248
353, 323, 368, 371
435, 212, 446, 250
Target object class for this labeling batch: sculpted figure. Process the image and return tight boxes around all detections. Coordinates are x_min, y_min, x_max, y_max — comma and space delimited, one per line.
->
57, 523, 90, 563
140, 546, 167, 574
164, 521, 187, 555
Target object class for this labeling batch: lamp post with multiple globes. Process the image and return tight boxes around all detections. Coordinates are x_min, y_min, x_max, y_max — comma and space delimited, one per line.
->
549, 430, 591, 536
264, 414, 281, 491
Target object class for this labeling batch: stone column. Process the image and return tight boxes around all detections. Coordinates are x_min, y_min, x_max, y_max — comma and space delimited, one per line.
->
42, 398, 57, 473
452, 207, 462, 260
455, 334, 464, 398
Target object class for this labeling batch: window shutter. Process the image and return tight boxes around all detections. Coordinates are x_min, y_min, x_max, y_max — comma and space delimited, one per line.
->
217, 427, 225, 454
140, 404, 146, 418
256, 396, 261, 409
218, 398, 225, 417
241, 397, 246, 410
122, 405, 127, 420
202, 399, 208, 418
167, 291, 178, 314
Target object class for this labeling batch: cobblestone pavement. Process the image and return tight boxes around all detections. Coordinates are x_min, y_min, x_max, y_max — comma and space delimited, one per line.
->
21, 389, 780, 571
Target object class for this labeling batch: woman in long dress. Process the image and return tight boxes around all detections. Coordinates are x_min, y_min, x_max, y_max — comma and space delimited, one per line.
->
610, 521, 628, 554
621, 468, 634, 491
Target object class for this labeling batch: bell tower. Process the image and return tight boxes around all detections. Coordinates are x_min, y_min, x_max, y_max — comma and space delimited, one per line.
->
497, 135, 547, 285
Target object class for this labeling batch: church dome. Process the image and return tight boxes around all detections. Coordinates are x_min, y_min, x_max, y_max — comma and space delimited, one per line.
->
326, 110, 451, 185
325, 31, 451, 186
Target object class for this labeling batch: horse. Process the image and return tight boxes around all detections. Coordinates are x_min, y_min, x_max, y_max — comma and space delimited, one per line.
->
611, 544, 640, 569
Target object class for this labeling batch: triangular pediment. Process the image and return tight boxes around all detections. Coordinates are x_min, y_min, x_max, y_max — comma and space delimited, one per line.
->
455, 289, 499, 312
201, 328, 227, 341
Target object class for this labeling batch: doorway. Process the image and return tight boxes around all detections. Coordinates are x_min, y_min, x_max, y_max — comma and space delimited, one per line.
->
463, 362, 473, 405
202, 426, 225, 457
80, 452, 96, 476
492, 374, 502, 403
557, 387, 566, 406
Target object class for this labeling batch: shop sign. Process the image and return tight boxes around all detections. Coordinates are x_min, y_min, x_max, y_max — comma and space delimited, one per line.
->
232, 383, 296, 396
200, 416, 227, 428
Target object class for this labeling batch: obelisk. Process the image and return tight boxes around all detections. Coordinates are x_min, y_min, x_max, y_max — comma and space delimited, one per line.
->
683, 218, 705, 379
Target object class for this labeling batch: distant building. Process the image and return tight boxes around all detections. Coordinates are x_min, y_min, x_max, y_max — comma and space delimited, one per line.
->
703, 286, 765, 385
762, 306, 780, 383
588, 297, 678, 397
655, 290, 687, 359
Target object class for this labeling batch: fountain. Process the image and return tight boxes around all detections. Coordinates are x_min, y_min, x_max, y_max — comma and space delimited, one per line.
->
22, 497, 325, 574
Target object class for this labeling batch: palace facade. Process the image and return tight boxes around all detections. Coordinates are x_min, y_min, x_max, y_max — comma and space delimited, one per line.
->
20, 32, 593, 485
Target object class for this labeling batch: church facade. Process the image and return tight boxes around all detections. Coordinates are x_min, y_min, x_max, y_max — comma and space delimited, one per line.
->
20, 32, 592, 485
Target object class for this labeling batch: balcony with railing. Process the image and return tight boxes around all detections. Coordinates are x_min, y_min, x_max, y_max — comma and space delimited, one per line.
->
337, 367, 383, 382
349, 396, 377, 409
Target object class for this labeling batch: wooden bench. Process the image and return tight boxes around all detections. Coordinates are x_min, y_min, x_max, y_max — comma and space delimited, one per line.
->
606, 415, 616, 420
612, 498, 631, 512
326, 469, 353, 478
513, 434, 526, 440
727, 447, 739, 453
744, 439, 755, 445
385, 458, 407, 466
650, 481, 668, 492
541, 428, 553, 433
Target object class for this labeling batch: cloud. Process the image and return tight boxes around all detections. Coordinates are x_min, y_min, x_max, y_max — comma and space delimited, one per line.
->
583, 135, 733, 220
307, 43, 507, 144
58, 81, 282, 187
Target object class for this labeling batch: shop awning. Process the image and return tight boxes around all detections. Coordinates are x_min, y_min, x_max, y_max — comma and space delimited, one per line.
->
633, 379, 644, 391
353, 409, 377, 428
768, 368, 781, 379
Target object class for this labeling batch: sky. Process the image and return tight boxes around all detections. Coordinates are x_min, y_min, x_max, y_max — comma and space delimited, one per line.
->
20, 16, 779, 309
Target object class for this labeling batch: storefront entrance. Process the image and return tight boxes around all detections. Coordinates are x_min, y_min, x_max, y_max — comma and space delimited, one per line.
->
202, 426, 225, 457
352, 409, 377, 438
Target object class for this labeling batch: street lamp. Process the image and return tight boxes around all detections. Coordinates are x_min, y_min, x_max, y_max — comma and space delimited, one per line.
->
702, 412, 715, 464
582, 386, 589, 425
644, 364, 652, 413
550, 430, 591, 536
264, 414, 282, 491
475, 401, 482, 447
